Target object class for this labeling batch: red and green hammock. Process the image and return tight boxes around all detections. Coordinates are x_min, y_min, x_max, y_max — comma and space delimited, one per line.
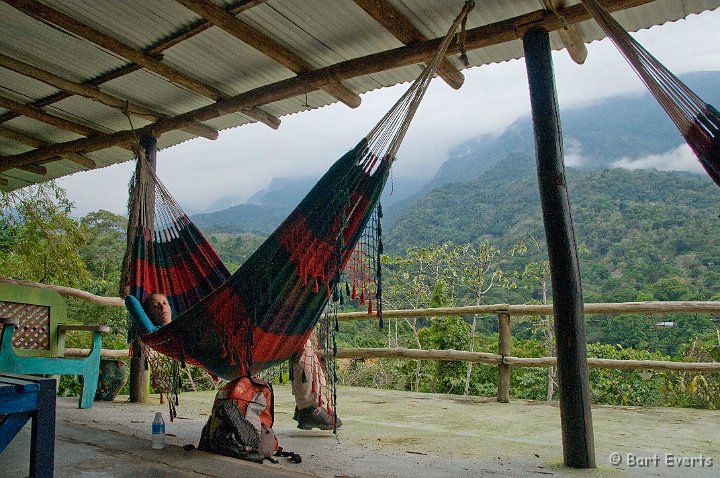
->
119, 2, 475, 381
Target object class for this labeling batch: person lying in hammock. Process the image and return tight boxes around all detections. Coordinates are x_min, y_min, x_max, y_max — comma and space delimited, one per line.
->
141, 292, 342, 431
143, 293, 172, 327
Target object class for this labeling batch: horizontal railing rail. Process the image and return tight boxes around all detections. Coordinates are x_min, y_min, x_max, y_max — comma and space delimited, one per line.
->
4, 276, 719, 402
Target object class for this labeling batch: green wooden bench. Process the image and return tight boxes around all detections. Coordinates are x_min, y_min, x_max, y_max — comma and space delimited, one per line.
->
0, 283, 109, 409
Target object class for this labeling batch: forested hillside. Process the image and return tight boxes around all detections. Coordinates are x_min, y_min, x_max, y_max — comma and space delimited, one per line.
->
385, 151, 720, 304
427, 71, 720, 189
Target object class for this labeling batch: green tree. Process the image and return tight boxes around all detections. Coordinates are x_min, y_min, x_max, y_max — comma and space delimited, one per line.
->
383, 244, 458, 391
79, 210, 127, 282
0, 182, 88, 285
586, 343, 669, 406
448, 241, 508, 395
661, 334, 720, 409
512, 237, 556, 400
418, 315, 469, 393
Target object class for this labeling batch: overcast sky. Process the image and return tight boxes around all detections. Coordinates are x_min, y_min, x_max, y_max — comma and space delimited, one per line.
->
58, 9, 720, 217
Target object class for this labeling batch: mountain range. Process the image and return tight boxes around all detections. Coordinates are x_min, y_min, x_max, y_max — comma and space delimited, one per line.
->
192, 71, 720, 238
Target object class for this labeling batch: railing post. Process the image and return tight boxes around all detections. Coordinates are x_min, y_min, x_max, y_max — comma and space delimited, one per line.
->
497, 311, 511, 403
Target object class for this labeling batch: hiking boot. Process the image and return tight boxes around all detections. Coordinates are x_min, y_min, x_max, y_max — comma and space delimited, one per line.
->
294, 406, 342, 430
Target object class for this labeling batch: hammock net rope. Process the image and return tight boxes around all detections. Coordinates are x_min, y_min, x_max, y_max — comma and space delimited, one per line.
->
580, 0, 720, 185
119, 1, 476, 383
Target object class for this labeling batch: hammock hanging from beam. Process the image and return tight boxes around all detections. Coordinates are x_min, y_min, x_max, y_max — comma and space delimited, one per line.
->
119, 1, 475, 381
580, 0, 720, 186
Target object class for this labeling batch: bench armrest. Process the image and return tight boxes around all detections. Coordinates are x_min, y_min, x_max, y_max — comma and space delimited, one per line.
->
57, 324, 110, 334
56, 324, 110, 356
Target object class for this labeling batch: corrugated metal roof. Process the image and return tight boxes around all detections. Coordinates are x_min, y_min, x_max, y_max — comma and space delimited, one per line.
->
1, 0, 718, 191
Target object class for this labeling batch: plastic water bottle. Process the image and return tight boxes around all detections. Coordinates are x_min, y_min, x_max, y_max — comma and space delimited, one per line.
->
152, 412, 165, 449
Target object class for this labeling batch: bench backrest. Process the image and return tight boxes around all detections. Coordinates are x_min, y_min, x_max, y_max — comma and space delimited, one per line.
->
0, 283, 66, 357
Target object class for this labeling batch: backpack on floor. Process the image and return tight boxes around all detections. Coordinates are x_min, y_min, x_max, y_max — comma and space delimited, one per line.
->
198, 376, 300, 464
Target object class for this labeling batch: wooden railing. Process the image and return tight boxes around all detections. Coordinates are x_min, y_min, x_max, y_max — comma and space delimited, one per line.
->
3, 277, 719, 402
336, 302, 720, 402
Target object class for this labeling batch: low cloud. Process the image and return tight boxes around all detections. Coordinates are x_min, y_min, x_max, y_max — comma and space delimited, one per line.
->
611, 144, 705, 174
564, 138, 585, 168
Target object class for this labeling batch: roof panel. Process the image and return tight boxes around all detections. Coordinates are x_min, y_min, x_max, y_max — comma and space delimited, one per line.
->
0, 67, 59, 102
0, 3, 126, 82
1, 0, 719, 191
49, 96, 140, 133
4, 116, 82, 145
245, 0, 406, 66
43, 0, 199, 51
101, 69, 213, 117
164, 28, 295, 96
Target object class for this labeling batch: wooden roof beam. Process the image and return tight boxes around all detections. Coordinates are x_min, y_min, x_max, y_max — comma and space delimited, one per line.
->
0, 95, 109, 137
352, 0, 465, 89
543, 0, 588, 64
4, 0, 281, 130
0, 0, 656, 170
0, 53, 220, 141
141, 0, 274, 53
6, 0, 225, 99
0, 64, 277, 133
0, 125, 96, 172
175, 0, 361, 108
14, 162, 46, 175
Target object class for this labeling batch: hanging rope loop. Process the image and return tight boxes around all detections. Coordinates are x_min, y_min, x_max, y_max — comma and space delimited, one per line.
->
458, 1, 473, 66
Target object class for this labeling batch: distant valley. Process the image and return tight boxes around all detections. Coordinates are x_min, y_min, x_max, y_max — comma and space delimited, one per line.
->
193, 71, 719, 237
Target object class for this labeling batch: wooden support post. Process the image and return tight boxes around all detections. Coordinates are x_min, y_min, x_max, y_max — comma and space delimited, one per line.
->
129, 135, 156, 404
522, 28, 595, 469
496, 312, 511, 403
129, 340, 148, 403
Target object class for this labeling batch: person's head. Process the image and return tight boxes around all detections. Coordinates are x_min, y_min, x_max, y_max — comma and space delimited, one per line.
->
143, 293, 172, 326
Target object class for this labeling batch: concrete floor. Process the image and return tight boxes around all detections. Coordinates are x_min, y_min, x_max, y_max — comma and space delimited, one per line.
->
2, 384, 718, 477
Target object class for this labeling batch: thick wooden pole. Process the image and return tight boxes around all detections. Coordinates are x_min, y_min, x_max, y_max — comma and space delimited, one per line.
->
496, 312, 511, 403
522, 28, 595, 468
129, 135, 155, 404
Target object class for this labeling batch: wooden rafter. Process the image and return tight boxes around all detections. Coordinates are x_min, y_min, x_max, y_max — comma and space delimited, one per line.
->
0, 125, 96, 172
140, 0, 273, 52
176, 0, 361, 108
15, 162, 46, 175
543, 0, 588, 64
3, 0, 281, 130
0, 0, 659, 172
352, 0, 465, 89
0, 95, 109, 137
0, 53, 219, 141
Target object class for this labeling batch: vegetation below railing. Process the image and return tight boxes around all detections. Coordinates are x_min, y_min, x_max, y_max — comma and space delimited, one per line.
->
331, 302, 720, 409
21, 276, 717, 410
